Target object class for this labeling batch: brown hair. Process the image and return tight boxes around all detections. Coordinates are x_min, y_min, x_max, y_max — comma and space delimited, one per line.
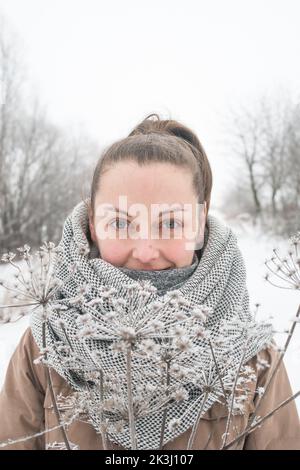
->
89, 113, 213, 217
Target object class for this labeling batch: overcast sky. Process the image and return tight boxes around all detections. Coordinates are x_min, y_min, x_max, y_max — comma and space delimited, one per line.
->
1, 0, 299, 207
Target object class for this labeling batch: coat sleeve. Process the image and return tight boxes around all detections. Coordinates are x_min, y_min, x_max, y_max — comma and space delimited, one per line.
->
244, 346, 300, 450
0, 327, 47, 450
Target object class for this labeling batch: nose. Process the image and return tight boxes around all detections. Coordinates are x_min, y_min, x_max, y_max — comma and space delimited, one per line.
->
131, 241, 160, 264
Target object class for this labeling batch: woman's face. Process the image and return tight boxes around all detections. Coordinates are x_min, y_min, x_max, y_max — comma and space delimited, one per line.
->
89, 160, 206, 270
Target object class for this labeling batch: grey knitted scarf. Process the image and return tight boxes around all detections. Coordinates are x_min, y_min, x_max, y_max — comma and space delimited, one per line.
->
30, 200, 274, 449
105, 252, 200, 296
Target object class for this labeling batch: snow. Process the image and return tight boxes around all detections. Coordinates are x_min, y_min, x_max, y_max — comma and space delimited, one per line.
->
215, 210, 300, 413
0, 215, 299, 416
0, 263, 31, 385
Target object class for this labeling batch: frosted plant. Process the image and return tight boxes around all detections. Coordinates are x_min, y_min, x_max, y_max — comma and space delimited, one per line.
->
0, 243, 81, 450
0, 247, 236, 450
264, 235, 300, 291
0, 233, 300, 451
263, 233, 300, 366
53, 285, 215, 449
0, 243, 75, 323
0, 247, 216, 450
222, 229, 300, 450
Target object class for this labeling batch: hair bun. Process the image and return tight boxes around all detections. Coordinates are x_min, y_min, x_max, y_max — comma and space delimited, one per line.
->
128, 113, 201, 152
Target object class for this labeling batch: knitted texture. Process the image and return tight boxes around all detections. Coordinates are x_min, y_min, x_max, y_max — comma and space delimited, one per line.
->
117, 251, 200, 295
30, 200, 274, 449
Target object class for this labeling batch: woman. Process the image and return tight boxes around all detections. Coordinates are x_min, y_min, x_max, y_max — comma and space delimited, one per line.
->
0, 114, 299, 450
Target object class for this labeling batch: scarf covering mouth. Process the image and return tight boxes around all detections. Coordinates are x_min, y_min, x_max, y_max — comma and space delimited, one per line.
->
101, 250, 200, 295
30, 200, 274, 450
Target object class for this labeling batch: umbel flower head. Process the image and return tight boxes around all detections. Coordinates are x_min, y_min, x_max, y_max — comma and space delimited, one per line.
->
262, 230, 300, 362
68, 281, 212, 354
264, 230, 300, 291
41, 271, 221, 447
0, 240, 276, 451
0, 242, 73, 323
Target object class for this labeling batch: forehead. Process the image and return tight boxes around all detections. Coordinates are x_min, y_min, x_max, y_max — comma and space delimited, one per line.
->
96, 161, 196, 206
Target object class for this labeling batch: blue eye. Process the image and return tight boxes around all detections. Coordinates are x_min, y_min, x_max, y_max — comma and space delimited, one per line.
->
161, 219, 182, 230
108, 218, 183, 231
109, 218, 129, 230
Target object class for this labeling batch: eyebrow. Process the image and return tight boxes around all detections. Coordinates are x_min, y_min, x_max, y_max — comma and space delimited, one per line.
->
108, 206, 186, 217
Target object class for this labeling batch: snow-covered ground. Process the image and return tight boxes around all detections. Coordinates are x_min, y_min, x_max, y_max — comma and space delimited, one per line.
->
0, 213, 299, 415
217, 210, 300, 413
0, 262, 31, 386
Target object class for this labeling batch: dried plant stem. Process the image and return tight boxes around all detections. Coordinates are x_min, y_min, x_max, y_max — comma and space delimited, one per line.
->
43, 253, 52, 298
1, 283, 36, 300
44, 368, 71, 450
137, 302, 168, 333
60, 324, 107, 450
265, 280, 295, 289
42, 319, 71, 450
208, 341, 240, 448
83, 344, 109, 450
251, 304, 299, 418
226, 303, 300, 449
0, 416, 76, 449
187, 391, 209, 450
0, 302, 39, 309
265, 262, 295, 287
270, 256, 294, 280
288, 253, 300, 282
221, 338, 249, 449
99, 369, 108, 450
209, 340, 227, 400
126, 345, 137, 449
9, 261, 28, 287
223, 389, 300, 450
159, 361, 170, 449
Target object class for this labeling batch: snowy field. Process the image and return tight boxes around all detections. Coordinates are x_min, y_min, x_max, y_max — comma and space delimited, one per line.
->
0, 211, 299, 415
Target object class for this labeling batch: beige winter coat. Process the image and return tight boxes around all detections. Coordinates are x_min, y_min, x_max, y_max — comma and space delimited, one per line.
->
0, 327, 299, 450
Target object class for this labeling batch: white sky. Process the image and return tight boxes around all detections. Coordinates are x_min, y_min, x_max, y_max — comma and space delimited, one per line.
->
1, 0, 300, 207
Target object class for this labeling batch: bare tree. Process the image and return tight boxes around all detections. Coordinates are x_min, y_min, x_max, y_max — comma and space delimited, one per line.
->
226, 105, 265, 217
283, 105, 300, 216
0, 15, 98, 251
259, 98, 293, 217
222, 94, 300, 236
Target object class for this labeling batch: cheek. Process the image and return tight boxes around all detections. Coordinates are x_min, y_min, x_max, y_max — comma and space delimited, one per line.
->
163, 240, 181, 256
163, 239, 192, 262
97, 239, 129, 265
96, 236, 194, 266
